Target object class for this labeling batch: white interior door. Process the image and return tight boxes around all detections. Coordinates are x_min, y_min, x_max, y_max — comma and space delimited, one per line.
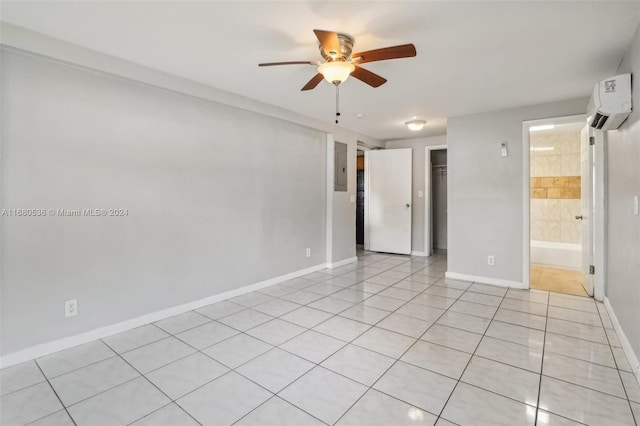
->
580, 125, 594, 296
366, 149, 412, 254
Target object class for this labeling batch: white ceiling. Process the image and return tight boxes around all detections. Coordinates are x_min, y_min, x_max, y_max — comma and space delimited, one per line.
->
2, 1, 639, 141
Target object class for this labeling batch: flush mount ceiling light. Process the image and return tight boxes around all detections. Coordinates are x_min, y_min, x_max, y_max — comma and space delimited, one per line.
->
405, 119, 427, 131
317, 61, 356, 85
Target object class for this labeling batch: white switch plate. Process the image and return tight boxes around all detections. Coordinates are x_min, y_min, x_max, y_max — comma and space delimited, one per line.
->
65, 299, 78, 317
350, 194, 356, 203
487, 256, 495, 266
634, 195, 639, 215
418, 190, 424, 198
306, 248, 311, 258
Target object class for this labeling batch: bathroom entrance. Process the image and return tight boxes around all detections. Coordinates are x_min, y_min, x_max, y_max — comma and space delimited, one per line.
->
527, 120, 592, 296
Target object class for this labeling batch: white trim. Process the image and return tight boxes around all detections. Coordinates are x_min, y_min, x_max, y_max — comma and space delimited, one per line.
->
326, 134, 335, 264
522, 123, 531, 289
326, 256, 358, 269
411, 251, 427, 257
424, 145, 447, 257
522, 114, 587, 291
0, 262, 327, 369
445, 271, 526, 289
593, 131, 607, 301
604, 297, 640, 387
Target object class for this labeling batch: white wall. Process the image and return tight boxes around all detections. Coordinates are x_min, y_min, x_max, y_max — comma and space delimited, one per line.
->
385, 135, 447, 254
605, 23, 640, 369
446, 98, 588, 285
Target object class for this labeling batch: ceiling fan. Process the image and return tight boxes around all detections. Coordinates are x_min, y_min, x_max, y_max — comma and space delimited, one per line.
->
259, 29, 417, 91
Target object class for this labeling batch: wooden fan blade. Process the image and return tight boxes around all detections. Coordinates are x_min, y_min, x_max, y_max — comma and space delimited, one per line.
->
313, 29, 341, 57
351, 66, 387, 88
352, 44, 416, 64
301, 73, 325, 91
258, 61, 318, 67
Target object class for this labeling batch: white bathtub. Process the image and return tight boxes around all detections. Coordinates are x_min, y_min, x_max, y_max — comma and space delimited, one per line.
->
530, 240, 582, 269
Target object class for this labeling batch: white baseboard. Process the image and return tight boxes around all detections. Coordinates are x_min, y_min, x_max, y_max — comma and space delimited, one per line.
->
326, 256, 358, 269
445, 271, 526, 289
0, 262, 327, 369
411, 251, 427, 257
604, 297, 640, 388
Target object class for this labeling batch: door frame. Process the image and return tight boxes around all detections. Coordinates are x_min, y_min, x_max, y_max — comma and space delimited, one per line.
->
424, 145, 448, 257
522, 114, 606, 301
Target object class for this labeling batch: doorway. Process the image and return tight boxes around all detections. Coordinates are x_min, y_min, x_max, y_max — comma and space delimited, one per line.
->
523, 114, 605, 301
424, 145, 448, 256
431, 149, 448, 254
356, 149, 365, 253
528, 121, 587, 296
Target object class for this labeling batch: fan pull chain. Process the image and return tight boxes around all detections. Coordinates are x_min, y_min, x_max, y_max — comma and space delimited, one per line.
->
335, 85, 341, 124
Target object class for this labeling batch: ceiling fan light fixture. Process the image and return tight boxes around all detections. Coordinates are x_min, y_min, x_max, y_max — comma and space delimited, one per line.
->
318, 61, 355, 85
405, 119, 427, 131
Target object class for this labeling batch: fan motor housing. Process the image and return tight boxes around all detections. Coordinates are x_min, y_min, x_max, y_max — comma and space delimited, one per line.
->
320, 32, 355, 61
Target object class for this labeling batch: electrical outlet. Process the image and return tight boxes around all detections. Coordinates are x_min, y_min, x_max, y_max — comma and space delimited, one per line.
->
306, 248, 311, 258
487, 256, 495, 266
65, 299, 78, 317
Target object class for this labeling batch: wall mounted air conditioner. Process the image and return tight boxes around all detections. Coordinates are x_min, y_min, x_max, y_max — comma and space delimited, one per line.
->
587, 73, 632, 131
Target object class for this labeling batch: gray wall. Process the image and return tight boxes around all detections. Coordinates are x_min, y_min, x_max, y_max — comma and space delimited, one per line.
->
447, 98, 587, 283
606, 23, 640, 364
0, 49, 328, 355
385, 135, 447, 253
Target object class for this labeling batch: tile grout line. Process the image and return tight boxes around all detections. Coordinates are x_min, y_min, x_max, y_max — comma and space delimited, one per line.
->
30, 360, 78, 426
228, 394, 330, 426
36, 351, 120, 382
534, 290, 550, 426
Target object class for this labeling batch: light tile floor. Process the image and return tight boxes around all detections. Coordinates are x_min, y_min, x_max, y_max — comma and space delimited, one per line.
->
1, 252, 639, 426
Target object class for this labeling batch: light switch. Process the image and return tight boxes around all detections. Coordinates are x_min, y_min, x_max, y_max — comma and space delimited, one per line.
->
350, 194, 356, 203
634, 195, 639, 215
501, 141, 508, 157
418, 190, 424, 198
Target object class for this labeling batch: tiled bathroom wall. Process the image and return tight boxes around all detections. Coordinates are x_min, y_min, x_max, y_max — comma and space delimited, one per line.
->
531, 133, 581, 176
530, 132, 582, 244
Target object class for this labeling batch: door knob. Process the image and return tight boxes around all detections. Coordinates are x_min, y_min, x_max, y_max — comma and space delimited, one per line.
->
406, 203, 411, 208
575, 215, 584, 220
